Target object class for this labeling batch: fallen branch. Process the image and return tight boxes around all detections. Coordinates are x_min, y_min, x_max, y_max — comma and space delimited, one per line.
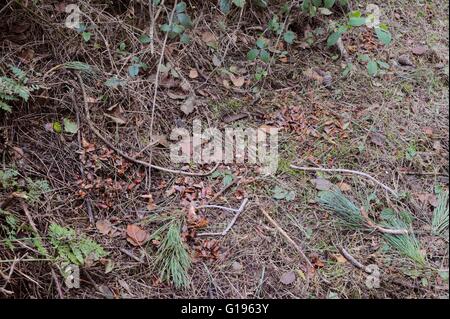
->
197, 198, 249, 237
259, 207, 314, 271
337, 246, 369, 273
76, 73, 219, 177
290, 165, 399, 198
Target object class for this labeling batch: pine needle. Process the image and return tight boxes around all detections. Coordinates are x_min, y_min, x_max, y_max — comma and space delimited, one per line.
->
432, 191, 449, 237
381, 215, 426, 266
153, 220, 191, 289
317, 190, 366, 228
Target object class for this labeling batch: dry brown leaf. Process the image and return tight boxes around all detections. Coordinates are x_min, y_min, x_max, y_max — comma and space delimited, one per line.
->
304, 68, 323, 84
126, 224, 150, 246
180, 95, 196, 115
96, 220, 112, 235
201, 31, 217, 45
332, 254, 347, 264
338, 182, 352, 192
311, 178, 333, 191
280, 271, 296, 285
141, 194, 157, 211
230, 74, 245, 88
412, 45, 428, 56
189, 69, 199, 79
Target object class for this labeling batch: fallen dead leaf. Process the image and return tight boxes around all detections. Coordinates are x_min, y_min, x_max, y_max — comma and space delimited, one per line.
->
311, 178, 333, 191
398, 54, 415, 67
332, 253, 347, 264
338, 182, 352, 192
230, 74, 245, 88
201, 31, 217, 46
180, 95, 196, 115
280, 271, 296, 285
412, 45, 428, 56
126, 224, 150, 246
141, 194, 157, 211
189, 68, 199, 79
96, 220, 112, 235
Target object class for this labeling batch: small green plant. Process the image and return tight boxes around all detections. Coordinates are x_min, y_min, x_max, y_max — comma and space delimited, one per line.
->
247, 38, 271, 63
26, 179, 51, 204
48, 223, 107, 266
0, 65, 38, 112
160, 1, 192, 43
432, 190, 449, 237
302, 0, 348, 17
327, 6, 393, 77
0, 168, 19, 189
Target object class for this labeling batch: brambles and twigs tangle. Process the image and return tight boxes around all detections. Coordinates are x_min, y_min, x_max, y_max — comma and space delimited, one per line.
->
198, 198, 249, 237
76, 73, 219, 177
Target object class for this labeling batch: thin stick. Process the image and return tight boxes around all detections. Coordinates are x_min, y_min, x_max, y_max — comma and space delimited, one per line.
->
337, 246, 369, 273
206, 177, 240, 205
147, 0, 178, 188
259, 207, 314, 270
198, 198, 249, 237
76, 73, 219, 177
290, 165, 399, 197
51, 268, 65, 299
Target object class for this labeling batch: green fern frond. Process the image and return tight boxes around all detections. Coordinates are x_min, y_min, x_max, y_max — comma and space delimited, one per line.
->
9, 65, 28, 84
0, 66, 38, 112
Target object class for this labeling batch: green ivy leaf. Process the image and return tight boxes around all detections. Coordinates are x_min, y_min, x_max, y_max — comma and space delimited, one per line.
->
348, 16, 366, 27
104, 77, 124, 88
256, 38, 267, 49
247, 49, 259, 61
232, 0, 246, 8
375, 27, 392, 45
327, 31, 342, 46
177, 13, 192, 27
82, 32, 92, 42
283, 30, 297, 44
180, 33, 190, 44
324, 0, 336, 8
63, 118, 78, 134
259, 49, 270, 63
367, 60, 378, 77
138, 34, 151, 44
176, 1, 186, 13
128, 64, 140, 77
160, 24, 171, 33
220, 0, 231, 14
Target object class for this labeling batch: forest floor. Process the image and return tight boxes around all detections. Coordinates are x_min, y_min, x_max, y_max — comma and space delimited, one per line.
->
0, 0, 448, 299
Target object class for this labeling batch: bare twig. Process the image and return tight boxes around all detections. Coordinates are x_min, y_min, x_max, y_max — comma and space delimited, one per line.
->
337, 246, 369, 273
51, 268, 65, 299
259, 207, 314, 271
198, 198, 249, 237
290, 165, 399, 197
76, 73, 219, 177
147, 0, 178, 187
